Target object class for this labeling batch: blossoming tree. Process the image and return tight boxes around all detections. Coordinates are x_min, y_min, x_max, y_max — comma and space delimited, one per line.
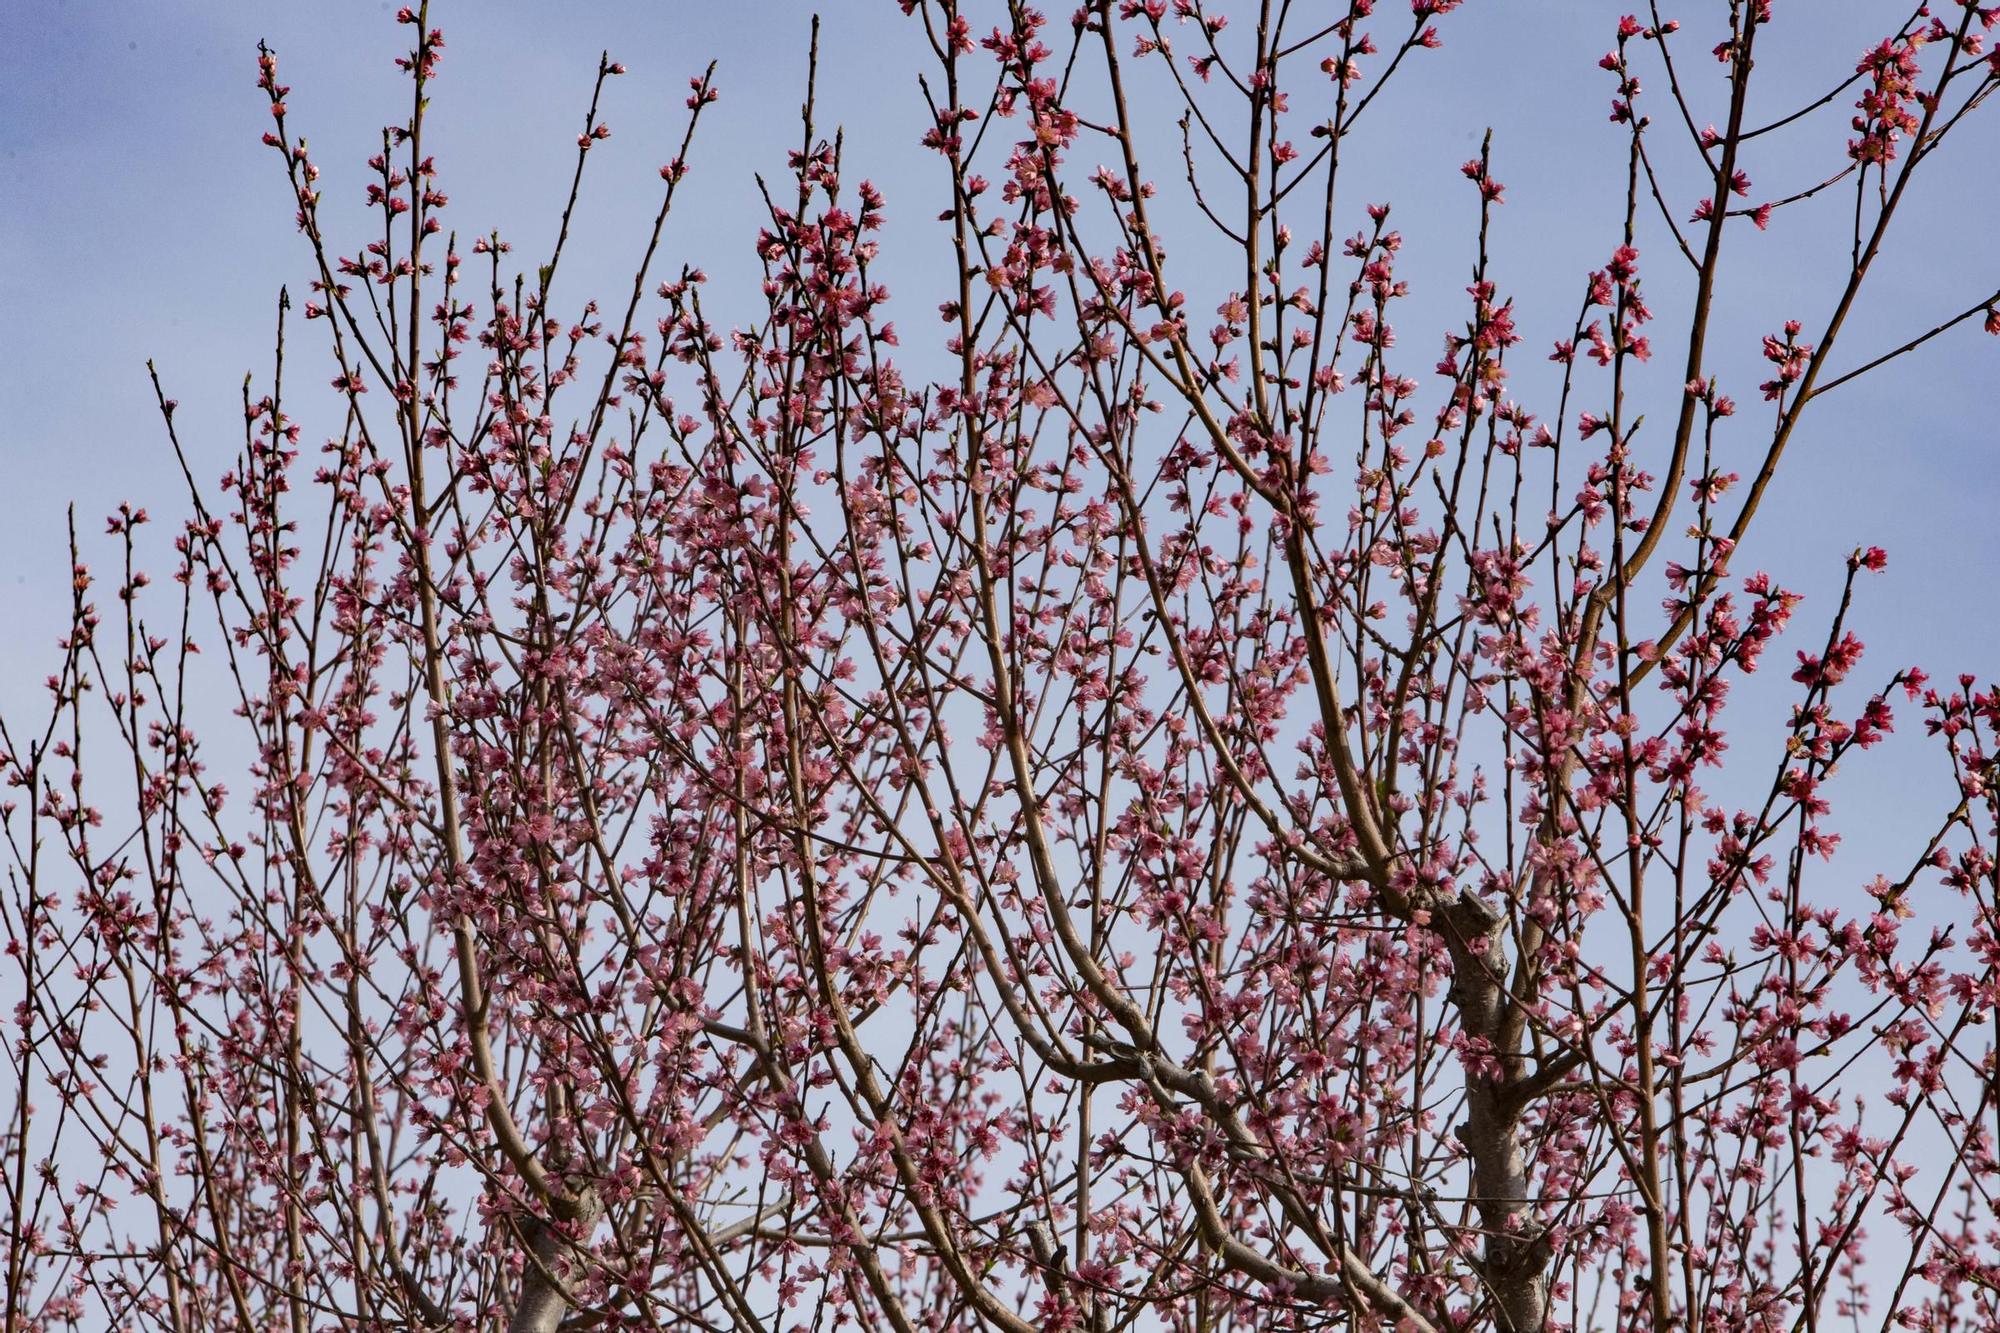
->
6, 2, 2000, 1330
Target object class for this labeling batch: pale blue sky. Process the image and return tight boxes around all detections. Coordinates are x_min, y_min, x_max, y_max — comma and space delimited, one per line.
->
1, 2, 1992, 897
1, 6, 1996, 1319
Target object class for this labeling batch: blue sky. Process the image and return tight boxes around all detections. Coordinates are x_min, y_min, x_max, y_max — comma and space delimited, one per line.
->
5, 0, 1990, 865
1, 3, 1996, 1318
2, 1, 1993, 891
0, 1, 1989, 866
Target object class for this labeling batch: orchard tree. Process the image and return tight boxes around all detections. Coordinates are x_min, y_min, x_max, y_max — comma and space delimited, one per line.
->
6, 2, 2000, 1331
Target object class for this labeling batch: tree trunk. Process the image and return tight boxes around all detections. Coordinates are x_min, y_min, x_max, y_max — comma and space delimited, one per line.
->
1443, 894, 1548, 1332
508, 1193, 604, 1333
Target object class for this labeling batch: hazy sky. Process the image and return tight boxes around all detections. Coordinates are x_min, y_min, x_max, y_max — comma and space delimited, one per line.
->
1, 2, 1993, 898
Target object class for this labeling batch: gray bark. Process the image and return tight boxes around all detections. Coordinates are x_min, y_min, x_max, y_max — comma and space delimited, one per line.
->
507, 1192, 604, 1333
1443, 893, 1549, 1332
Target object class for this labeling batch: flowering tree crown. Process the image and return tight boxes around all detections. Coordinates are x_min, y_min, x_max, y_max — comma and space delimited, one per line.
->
5, 3, 2000, 1332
